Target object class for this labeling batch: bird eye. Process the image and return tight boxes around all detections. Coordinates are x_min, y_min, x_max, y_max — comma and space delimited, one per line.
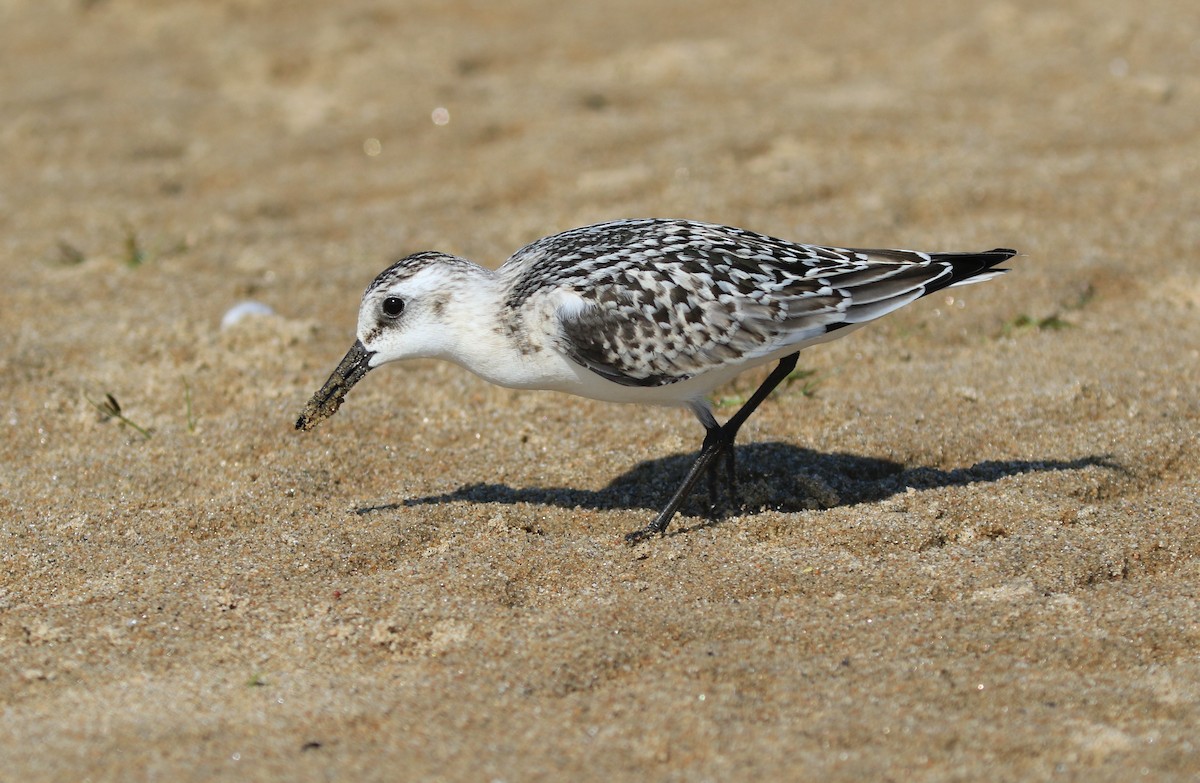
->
382, 297, 405, 318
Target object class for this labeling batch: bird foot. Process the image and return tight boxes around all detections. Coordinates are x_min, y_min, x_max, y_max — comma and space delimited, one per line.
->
624, 426, 740, 545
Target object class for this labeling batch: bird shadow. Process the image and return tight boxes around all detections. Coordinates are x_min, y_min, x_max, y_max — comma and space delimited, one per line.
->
357, 441, 1119, 522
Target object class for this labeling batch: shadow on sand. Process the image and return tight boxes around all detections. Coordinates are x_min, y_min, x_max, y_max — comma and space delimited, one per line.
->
358, 442, 1117, 522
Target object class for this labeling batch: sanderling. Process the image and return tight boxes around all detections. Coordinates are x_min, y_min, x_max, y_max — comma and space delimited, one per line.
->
297, 218, 1014, 542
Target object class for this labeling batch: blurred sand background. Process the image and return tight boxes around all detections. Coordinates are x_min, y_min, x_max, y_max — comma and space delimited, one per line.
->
2, 0, 1199, 780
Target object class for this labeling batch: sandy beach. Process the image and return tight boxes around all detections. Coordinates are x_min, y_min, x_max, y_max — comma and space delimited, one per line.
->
3, 0, 1198, 779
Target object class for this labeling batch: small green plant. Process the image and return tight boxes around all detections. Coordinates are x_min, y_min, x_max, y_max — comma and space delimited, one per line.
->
122, 224, 147, 268
182, 377, 197, 432
783, 366, 820, 397
713, 392, 747, 410
86, 392, 152, 439
246, 672, 268, 687
712, 366, 820, 409
1001, 312, 1072, 336
1001, 282, 1093, 337
53, 240, 86, 266
1066, 282, 1096, 312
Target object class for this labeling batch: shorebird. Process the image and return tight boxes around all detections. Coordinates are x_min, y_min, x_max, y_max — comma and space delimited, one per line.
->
296, 219, 1014, 542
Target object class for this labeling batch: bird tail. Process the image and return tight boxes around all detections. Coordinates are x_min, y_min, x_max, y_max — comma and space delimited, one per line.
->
937, 248, 1017, 290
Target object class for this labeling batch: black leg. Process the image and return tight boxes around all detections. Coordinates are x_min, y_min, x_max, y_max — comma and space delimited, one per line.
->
625, 424, 725, 544
722, 352, 799, 437
625, 352, 800, 543
705, 434, 740, 515
723, 444, 739, 508
705, 451, 721, 515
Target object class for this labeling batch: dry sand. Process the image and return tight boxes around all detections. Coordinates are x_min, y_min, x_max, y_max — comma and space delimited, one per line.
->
3, 0, 1199, 780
